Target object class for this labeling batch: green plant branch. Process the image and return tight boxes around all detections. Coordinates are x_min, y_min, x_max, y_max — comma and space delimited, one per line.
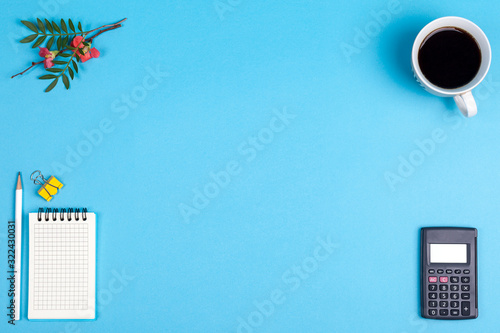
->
53, 39, 84, 82
11, 21, 125, 79
36, 18, 127, 37
50, 23, 125, 86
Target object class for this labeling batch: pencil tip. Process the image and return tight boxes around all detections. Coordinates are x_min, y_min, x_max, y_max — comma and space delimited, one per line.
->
17, 172, 22, 190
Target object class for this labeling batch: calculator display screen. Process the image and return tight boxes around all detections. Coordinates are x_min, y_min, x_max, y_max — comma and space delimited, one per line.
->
429, 244, 468, 263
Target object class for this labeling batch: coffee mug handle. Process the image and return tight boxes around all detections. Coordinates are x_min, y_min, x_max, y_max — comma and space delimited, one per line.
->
453, 91, 477, 117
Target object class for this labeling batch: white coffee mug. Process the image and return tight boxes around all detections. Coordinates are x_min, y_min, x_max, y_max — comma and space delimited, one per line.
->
411, 17, 491, 117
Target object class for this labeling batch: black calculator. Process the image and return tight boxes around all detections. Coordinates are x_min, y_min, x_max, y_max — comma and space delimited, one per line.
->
421, 227, 477, 319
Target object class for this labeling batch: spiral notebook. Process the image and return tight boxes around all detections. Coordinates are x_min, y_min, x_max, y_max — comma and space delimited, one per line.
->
28, 208, 96, 320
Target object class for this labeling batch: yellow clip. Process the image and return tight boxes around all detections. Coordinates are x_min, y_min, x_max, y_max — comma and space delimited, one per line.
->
31, 171, 64, 201
37, 176, 64, 201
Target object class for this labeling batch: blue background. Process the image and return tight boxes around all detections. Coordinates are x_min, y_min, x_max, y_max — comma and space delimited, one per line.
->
1, 0, 500, 332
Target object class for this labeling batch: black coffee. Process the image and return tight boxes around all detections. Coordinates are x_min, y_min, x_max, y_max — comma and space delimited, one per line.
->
418, 27, 481, 89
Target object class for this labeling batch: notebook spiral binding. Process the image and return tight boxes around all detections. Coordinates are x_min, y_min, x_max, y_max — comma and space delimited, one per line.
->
37, 208, 88, 222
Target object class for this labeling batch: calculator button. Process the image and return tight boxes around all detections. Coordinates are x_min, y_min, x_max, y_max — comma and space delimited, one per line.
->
462, 285, 470, 291
451, 301, 459, 308
439, 276, 448, 283
428, 284, 437, 291
451, 309, 460, 316
429, 301, 437, 307
437, 269, 444, 274
429, 309, 437, 316
439, 301, 448, 307
451, 285, 459, 291
455, 269, 461, 274
439, 309, 449, 316
464, 269, 470, 274
462, 293, 470, 300
439, 293, 448, 299
462, 301, 470, 316
429, 276, 438, 283
428, 269, 435, 274
451, 293, 459, 300
450, 276, 459, 283
461, 277, 470, 283
439, 285, 448, 291
429, 293, 437, 299
446, 269, 453, 274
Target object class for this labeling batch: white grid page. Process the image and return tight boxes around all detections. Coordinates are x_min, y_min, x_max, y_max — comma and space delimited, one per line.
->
34, 223, 88, 311
28, 212, 96, 320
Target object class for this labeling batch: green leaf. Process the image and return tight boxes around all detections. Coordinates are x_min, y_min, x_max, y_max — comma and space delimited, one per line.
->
52, 21, 61, 33
46, 36, 54, 49
37, 18, 45, 34
72, 60, 78, 73
62, 74, 70, 89
68, 67, 74, 79
62, 36, 69, 47
57, 37, 62, 49
32, 35, 46, 48
69, 19, 75, 32
52, 60, 67, 65
67, 45, 76, 50
78, 48, 85, 55
59, 52, 71, 57
78, 22, 82, 32
39, 74, 57, 80
21, 20, 38, 33
44, 19, 53, 33
45, 78, 58, 92
60, 19, 67, 33
46, 67, 64, 72
20, 34, 37, 43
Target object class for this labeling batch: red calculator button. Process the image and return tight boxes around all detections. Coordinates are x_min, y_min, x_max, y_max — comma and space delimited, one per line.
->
440, 276, 448, 283
429, 276, 438, 283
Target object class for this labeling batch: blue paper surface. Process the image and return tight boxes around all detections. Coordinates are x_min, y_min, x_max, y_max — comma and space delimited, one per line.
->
1, 0, 500, 332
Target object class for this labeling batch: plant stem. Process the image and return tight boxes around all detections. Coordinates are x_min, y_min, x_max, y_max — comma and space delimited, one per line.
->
11, 19, 126, 79
11, 61, 44, 78
85, 18, 127, 35
86, 24, 122, 43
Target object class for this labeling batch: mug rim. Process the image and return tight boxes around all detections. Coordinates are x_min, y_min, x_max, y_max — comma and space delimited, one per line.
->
412, 16, 491, 96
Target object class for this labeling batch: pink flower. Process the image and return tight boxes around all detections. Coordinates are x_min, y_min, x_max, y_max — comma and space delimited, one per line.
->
71, 36, 100, 63
90, 48, 100, 58
71, 36, 84, 48
38, 47, 58, 69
